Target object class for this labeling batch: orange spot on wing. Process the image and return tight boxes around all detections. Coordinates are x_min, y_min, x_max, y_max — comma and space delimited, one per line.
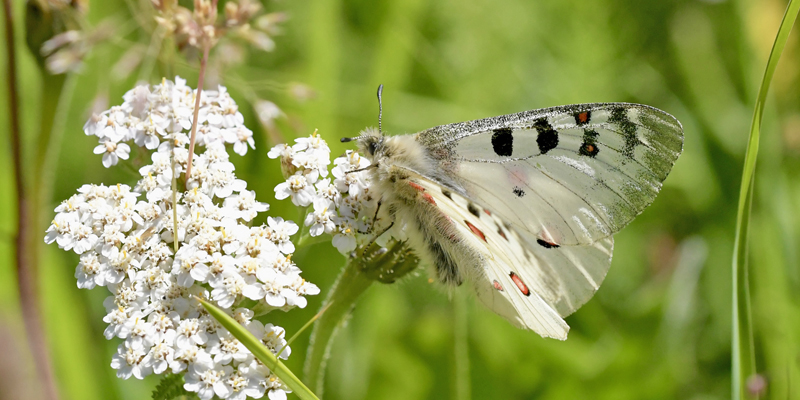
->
484, 209, 492, 216
578, 112, 589, 123
465, 221, 486, 242
509, 272, 530, 296
422, 193, 436, 205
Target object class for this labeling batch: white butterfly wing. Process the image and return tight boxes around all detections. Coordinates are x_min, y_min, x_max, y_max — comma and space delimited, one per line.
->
411, 175, 613, 340
417, 103, 683, 246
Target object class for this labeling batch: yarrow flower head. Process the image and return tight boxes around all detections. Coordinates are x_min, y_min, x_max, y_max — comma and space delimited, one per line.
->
269, 132, 403, 255
82, 77, 256, 168
46, 77, 318, 400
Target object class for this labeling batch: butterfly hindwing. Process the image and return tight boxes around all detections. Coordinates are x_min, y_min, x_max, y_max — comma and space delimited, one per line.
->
417, 103, 683, 246
407, 172, 613, 339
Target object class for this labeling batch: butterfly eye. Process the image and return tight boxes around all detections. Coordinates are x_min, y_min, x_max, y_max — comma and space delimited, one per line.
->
367, 141, 378, 156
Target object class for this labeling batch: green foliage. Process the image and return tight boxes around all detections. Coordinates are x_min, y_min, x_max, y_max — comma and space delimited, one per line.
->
151, 374, 193, 400
2, 0, 800, 399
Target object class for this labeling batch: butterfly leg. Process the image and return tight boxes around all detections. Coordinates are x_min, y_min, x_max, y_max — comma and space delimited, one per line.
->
371, 198, 383, 228
358, 221, 395, 257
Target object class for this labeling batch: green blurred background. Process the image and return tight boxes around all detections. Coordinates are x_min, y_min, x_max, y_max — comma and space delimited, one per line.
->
2, 0, 800, 399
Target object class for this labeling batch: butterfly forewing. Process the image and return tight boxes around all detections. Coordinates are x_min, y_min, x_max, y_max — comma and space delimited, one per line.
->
417, 103, 683, 246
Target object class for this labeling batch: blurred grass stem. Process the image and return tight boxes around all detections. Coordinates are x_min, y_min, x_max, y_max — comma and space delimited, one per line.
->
731, 1, 799, 398
454, 289, 471, 400
136, 26, 164, 83
4, 0, 60, 399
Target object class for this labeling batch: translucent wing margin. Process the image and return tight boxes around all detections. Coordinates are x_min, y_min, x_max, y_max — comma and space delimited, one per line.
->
410, 174, 613, 339
417, 103, 683, 246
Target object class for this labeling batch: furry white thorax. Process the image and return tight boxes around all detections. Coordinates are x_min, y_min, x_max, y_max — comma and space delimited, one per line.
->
356, 128, 480, 288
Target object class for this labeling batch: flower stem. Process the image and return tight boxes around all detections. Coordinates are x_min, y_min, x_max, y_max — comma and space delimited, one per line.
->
303, 256, 374, 395
304, 241, 418, 395
185, 44, 211, 180
171, 157, 179, 253
4, 0, 60, 398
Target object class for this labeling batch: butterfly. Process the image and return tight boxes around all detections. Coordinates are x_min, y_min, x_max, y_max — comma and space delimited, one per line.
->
342, 86, 683, 340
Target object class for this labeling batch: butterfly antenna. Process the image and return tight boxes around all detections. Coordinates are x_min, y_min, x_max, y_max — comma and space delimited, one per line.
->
340, 84, 384, 143
377, 84, 384, 135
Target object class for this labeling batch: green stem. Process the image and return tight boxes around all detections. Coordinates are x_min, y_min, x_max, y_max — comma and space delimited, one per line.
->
303, 255, 375, 395
731, 1, 800, 398
453, 289, 471, 400
136, 25, 164, 83
171, 156, 179, 253
303, 240, 418, 395
296, 232, 330, 249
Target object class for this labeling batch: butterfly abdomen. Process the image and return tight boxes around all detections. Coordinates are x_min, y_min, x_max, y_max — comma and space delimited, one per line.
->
391, 180, 473, 287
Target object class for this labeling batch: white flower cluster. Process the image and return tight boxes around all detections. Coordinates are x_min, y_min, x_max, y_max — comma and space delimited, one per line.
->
268, 133, 400, 254
45, 78, 318, 400
83, 76, 255, 168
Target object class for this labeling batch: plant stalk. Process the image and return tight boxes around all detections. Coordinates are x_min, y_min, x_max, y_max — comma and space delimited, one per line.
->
185, 44, 210, 180
4, 0, 60, 398
303, 256, 374, 395
304, 240, 417, 395
731, 1, 800, 398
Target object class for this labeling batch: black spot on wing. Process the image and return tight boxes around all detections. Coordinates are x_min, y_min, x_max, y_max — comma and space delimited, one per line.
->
467, 202, 480, 217
491, 128, 514, 157
534, 118, 558, 154
512, 186, 525, 197
579, 129, 600, 158
609, 107, 639, 160
536, 239, 560, 249
442, 188, 453, 200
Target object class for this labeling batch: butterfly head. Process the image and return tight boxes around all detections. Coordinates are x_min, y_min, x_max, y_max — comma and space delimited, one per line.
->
341, 127, 385, 159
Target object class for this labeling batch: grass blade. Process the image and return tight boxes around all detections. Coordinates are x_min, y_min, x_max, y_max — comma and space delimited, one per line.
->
731, 1, 800, 398
197, 298, 320, 400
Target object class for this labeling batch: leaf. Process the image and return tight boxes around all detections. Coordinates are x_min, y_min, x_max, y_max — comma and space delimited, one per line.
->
151, 374, 193, 400
197, 298, 320, 400
731, 1, 800, 399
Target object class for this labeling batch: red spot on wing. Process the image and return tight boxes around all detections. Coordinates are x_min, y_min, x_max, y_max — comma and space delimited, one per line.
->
507, 166, 528, 187
408, 181, 425, 192
422, 193, 436, 205
484, 209, 492, 216
498, 228, 508, 240
465, 221, 486, 242
509, 272, 530, 296
493, 280, 504, 291
539, 227, 563, 246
